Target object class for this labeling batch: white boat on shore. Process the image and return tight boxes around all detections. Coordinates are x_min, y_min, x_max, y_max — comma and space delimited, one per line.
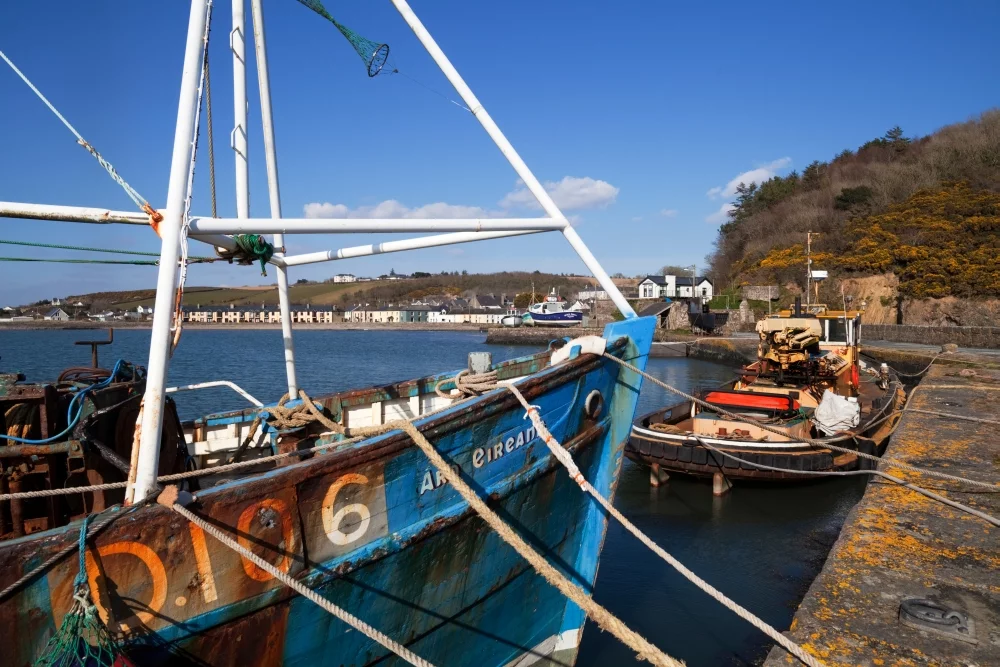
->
522, 288, 585, 327
500, 314, 522, 327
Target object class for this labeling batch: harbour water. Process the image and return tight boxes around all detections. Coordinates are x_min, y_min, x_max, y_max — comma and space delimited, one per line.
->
0, 329, 866, 665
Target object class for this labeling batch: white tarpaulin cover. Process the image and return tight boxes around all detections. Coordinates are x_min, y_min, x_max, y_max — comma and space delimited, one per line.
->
813, 389, 860, 435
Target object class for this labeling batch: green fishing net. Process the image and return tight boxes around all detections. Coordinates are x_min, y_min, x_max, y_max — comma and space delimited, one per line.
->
295, 0, 390, 77
232, 234, 274, 276
34, 516, 135, 667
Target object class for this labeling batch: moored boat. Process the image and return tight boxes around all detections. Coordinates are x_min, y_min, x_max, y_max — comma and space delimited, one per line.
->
627, 298, 904, 483
0, 318, 654, 666
0, 0, 657, 662
500, 313, 523, 327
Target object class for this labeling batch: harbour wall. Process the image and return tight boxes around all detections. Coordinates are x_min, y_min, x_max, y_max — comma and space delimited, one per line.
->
862, 323, 1000, 348
764, 351, 1000, 666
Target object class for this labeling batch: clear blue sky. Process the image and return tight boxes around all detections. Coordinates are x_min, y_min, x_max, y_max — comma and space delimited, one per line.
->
1, 0, 998, 305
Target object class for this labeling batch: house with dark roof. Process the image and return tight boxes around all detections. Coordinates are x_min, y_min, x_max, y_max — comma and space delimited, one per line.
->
638, 274, 713, 301
470, 294, 502, 310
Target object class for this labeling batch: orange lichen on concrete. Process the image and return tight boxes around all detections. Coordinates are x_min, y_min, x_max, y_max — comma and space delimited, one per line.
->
764, 363, 1000, 667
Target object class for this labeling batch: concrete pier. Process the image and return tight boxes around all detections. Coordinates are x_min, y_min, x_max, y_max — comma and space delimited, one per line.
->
765, 352, 1000, 666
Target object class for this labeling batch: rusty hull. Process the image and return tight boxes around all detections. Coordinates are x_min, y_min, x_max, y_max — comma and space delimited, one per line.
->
0, 324, 656, 667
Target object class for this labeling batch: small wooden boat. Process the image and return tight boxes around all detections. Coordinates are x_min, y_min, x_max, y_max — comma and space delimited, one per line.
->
627, 298, 904, 483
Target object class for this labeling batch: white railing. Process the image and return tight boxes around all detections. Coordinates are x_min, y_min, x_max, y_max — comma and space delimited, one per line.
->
165, 380, 264, 408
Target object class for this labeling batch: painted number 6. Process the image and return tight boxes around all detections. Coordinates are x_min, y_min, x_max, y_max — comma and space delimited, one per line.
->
322, 473, 371, 546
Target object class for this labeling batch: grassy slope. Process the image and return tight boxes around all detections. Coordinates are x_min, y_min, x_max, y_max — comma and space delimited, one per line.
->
67, 272, 593, 310
104, 282, 380, 309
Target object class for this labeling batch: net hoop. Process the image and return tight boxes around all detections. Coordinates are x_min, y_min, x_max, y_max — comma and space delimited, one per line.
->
368, 43, 389, 77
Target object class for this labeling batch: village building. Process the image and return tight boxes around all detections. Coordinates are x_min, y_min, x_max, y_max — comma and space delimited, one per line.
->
638, 274, 714, 302
470, 294, 503, 310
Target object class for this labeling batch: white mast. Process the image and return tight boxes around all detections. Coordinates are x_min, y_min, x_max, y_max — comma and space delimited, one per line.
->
231, 0, 249, 219
390, 0, 635, 319
129, 0, 210, 503
250, 0, 298, 397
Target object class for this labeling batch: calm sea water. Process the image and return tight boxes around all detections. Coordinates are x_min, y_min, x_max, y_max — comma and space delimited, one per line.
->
0, 329, 864, 665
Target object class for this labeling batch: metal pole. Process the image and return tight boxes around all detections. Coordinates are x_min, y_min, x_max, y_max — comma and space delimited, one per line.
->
250, 0, 297, 397
129, 0, 209, 503
0, 201, 275, 260
231, 0, 249, 219
282, 229, 545, 266
390, 0, 635, 319
806, 231, 811, 308
187, 217, 564, 234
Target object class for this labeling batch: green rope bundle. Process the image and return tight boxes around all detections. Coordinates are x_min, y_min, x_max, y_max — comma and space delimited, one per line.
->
233, 234, 274, 276
33, 515, 134, 667
295, 0, 390, 77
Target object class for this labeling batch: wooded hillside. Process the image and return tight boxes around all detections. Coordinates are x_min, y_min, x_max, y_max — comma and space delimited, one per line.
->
708, 110, 1000, 300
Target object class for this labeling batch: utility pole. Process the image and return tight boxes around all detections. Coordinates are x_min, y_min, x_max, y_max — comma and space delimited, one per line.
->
805, 231, 813, 307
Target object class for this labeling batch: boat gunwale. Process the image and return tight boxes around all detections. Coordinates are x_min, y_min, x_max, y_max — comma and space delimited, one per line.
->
196, 337, 627, 502
0, 337, 628, 550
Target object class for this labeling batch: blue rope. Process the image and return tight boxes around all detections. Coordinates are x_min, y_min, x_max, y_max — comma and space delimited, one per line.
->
73, 513, 94, 589
0, 360, 129, 445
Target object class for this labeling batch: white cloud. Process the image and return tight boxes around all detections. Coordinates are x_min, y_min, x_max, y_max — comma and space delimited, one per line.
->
659, 209, 678, 218
706, 203, 736, 225
303, 199, 500, 219
499, 176, 619, 211
631, 216, 643, 222
707, 157, 792, 199
304, 175, 620, 221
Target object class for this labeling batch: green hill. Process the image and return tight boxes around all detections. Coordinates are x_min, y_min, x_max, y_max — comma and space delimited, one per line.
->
708, 110, 1000, 301
66, 272, 591, 310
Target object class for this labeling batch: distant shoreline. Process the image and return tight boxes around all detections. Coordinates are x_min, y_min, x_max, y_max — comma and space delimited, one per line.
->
0, 321, 501, 333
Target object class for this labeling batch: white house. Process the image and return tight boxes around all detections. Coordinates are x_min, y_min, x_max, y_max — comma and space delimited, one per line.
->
638, 275, 676, 299
332, 274, 356, 283
577, 288, 609, 301
44, 307, 70, 321
676, 276, 714, 301
638, 274, 713, 302
428, 309, 456, 324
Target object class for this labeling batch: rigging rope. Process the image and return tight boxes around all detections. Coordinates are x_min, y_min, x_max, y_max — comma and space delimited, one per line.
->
602, 353, 999, 492
0, 239, 214, 260
203, 49, 218, 219
691, 437, 999, 527
502, 383, 825, 667
0, 257, 158, 266
0, 49, 162, 230
160, 487, 435, 667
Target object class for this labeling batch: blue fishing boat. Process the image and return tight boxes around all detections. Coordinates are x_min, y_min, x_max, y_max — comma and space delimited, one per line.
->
0, 0, 657, 664
0, 318, 653, 666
